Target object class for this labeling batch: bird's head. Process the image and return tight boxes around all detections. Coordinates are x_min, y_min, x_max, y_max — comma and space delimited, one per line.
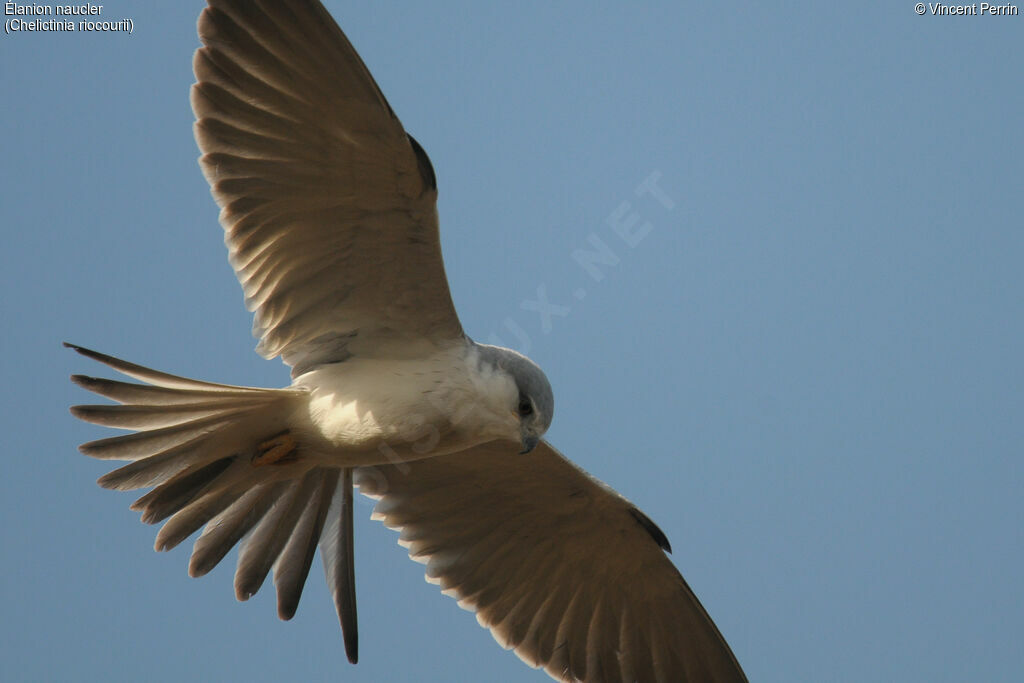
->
474, 344, 554, 453
513, 369, 554, 453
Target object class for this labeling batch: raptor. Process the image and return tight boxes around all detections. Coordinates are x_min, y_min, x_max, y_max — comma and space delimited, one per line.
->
67, 2, 747, 681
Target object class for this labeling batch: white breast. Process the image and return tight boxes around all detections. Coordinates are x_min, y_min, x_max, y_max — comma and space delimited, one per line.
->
287, 344, 519, 465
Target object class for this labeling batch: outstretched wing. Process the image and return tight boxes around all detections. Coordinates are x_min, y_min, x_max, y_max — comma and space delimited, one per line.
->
193, 0, 463, 376
356, 441, 747, 683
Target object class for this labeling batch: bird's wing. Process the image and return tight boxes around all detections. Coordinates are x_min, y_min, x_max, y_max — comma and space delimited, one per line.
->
193, 1, 463, 376
355, 441, 748, 683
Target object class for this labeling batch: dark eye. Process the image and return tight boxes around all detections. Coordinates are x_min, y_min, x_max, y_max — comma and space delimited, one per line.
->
518, 399, 533, 417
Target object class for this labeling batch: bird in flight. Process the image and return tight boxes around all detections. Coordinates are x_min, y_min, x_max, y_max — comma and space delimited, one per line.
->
67, 2, 747, 681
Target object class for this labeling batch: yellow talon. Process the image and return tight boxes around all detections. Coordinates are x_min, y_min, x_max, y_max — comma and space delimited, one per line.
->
253, 431, 298, 466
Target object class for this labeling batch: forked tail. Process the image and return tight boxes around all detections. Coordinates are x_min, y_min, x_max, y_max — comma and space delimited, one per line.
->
65, 343, 359, 663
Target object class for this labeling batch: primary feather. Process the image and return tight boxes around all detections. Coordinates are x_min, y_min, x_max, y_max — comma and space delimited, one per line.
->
355, 441, 747, 682
65, 1, 748, 679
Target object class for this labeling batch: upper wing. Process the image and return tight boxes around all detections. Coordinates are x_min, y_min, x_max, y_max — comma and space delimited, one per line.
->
355, 441, 748, 683
192, 1, 463, 375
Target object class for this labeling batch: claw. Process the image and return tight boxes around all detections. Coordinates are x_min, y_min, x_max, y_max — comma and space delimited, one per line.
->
253, 431, 297, 466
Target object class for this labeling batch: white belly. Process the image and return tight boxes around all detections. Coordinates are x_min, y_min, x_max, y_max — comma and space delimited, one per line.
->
286, 345, 519, 466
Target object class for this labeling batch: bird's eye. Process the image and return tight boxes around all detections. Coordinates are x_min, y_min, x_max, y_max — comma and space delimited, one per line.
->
518, 399, 533, 417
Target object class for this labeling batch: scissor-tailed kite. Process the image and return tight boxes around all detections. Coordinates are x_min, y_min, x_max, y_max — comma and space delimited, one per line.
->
67, 2, 747, 681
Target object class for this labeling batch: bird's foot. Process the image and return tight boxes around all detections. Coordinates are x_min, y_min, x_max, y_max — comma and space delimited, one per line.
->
253, 431, 298, 466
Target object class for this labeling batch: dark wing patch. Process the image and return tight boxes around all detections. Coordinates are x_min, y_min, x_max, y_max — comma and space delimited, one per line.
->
407, 134, 436, 192
629, 506, 672, 553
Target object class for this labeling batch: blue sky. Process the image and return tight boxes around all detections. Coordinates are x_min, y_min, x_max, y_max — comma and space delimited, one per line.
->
3, 2, 1022, 681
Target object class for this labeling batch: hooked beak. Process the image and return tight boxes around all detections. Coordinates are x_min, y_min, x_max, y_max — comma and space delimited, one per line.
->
519, 435, 539, 454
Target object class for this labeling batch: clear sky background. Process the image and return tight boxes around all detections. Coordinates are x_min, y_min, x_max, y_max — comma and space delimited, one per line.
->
3, 2, 1022, 681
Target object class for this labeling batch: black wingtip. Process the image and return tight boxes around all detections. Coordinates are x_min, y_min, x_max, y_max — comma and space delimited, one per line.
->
407, 134, 436, 192
340, 468, 359, 664
278, 601, 299, 622
629, 507, 673, 553
63, 342, 102, 361
344, 630, 358, 664
69, 374, 97, 390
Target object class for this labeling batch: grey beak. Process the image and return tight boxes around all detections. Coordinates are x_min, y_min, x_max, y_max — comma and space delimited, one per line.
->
520, 435, 539, 454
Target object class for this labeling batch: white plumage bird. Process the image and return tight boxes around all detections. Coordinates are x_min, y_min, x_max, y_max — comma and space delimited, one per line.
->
67, 2, 747, 681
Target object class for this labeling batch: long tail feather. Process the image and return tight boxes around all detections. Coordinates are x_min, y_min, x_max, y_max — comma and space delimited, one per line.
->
234, 474, 313, 601
71, 398, 271, 430
189, 480, 289, 578
322, 468, 359, 663
97, 435, 230, 491
275, 468, 339, 620
131, 455, 239, 524
66, 343, 351, 631
72, 374, 264, 405
64, 342, 266, 391
78, 409, 259, 461
154, 466, 256, 552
